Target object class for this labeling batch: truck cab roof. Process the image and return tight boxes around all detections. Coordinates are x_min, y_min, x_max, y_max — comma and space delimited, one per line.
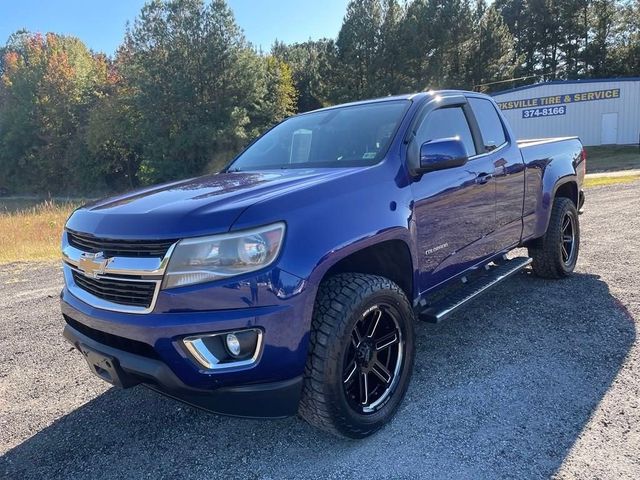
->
300, 90, 493, 116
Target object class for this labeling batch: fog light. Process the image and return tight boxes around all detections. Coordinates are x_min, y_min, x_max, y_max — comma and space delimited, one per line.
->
225, 333, 241, 357
183, 328, 262, 370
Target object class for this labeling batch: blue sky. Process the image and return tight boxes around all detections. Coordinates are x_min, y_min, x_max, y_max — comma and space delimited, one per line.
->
0, 0, 350, 55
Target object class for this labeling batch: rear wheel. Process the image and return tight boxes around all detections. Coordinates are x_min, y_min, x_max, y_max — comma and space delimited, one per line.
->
529, 197, 580, 278
298, 273, 415, 438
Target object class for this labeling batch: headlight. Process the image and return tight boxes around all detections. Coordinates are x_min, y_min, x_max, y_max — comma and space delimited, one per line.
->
162, 222, 285, 289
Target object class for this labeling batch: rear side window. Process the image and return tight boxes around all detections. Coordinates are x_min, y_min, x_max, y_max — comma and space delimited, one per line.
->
415, 107, 476, 157
468, 97, 507, 150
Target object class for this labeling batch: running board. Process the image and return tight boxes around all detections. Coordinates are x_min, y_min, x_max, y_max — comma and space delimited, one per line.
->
419, 257, 533, 323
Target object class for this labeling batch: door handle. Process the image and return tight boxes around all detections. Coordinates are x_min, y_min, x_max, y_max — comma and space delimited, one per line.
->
475, 173, 493, 185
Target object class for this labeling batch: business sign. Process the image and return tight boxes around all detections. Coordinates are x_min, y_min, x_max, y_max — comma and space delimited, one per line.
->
497, 88, 621, 112
522, 106, 567, 118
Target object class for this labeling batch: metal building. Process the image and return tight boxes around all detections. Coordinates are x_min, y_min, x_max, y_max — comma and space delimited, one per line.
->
491, 78, 640, 146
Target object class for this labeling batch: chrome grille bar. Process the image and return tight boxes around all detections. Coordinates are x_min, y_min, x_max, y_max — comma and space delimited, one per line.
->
67, 229, 176, 258
71, 270, 157, 308
62, 231, 177, 314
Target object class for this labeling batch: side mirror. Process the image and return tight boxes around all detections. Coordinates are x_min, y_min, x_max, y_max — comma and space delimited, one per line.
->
418, 138, 468, 173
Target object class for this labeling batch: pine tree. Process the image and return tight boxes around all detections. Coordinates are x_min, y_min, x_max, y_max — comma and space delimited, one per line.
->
333, 0, 384, 101
586, 0, 620, 77
271, 39, 334, 112
464, 5, 519, 90
120, 0, 298, 183
377, 0, 408, 94
401, 0, 475, 90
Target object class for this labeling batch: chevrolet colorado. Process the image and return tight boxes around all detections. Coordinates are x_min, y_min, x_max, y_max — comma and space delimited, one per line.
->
61, 90, 585, 438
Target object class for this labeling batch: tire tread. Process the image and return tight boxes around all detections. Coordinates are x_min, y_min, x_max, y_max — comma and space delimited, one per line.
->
530, 197, 579, 278
298, 273, 412, 438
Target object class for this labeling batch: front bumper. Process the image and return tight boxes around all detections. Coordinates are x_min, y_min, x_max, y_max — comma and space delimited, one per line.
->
64, 323, 302, 417
60, 262, 314, 418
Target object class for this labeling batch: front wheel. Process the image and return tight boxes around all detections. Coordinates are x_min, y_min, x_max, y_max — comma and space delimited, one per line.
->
298, 273, 415, 438
529, 197, 580, 278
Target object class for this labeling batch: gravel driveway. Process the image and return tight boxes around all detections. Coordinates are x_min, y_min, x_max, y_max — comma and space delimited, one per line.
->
1, 182, 639, 479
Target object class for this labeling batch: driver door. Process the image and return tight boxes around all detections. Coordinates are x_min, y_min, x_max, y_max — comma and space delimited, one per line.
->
410, 103, 497, 293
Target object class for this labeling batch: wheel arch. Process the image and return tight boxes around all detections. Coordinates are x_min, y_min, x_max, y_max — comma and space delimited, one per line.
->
531, 173, 579, 240
307, 231, 417, 304
526, 176, 579, 247
322, 239, 414, 301
544, 177, 579, 232
553, 180, 579, 207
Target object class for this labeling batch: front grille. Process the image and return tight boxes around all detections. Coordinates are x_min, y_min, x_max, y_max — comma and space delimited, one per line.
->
72, 271, 157, 308
67, 230, 175, 258
64, 316, 160, 359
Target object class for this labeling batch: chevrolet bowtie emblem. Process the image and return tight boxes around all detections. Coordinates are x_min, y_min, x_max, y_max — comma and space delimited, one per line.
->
77, 252, 112, 278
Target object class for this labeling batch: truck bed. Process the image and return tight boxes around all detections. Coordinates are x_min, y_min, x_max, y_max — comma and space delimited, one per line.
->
517, 136, 584, 167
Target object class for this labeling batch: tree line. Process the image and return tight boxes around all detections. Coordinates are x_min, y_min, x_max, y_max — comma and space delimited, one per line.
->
1, 0, 638, 195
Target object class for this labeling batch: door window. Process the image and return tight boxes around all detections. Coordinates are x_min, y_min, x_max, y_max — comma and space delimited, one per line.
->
468, 97, 507, 151
416, 107, 476, 157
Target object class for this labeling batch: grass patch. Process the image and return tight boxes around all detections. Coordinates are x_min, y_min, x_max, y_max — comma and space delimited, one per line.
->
584, 174, 640, 188
0, 200, 79, 264
585, 145, 640, 173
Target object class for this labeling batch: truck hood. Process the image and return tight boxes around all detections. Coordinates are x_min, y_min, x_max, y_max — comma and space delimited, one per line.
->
66, 169, 358, 238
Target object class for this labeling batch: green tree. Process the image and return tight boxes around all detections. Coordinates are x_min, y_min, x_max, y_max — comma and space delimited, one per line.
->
464, 4, 519, 90
495, 0, 636, 82
494, 0, 534, 82
377, 0, 408, 94
120, 0, 297, 184
615, 0, 640, 75
401, 0, 474, 90
583, 0, 640, 77
332, 0, 385, 101
0, 32, 110, 194
271, 39, 334, 112
253, 56, 298, 129
559, 0, 590, 78
86, 57, 143, 191
586, 0, 619, 76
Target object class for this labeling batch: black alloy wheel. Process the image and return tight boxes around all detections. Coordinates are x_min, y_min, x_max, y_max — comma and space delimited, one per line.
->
342, 304, 403, 414
560, 211, 576, 266
299, 273, 415, 438
530, 196, 580, 278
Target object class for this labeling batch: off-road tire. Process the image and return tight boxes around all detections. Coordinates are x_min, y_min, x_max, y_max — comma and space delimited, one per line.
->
298, 273, 415, 439
529, 197, 580, 278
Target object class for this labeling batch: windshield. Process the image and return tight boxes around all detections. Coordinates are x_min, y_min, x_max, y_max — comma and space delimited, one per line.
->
227, 100, 410, 171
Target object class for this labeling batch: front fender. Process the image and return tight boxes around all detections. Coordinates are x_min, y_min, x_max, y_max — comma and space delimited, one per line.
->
230, 162, 417, 310
304, 226, 416, 288
293, 227, 417, 343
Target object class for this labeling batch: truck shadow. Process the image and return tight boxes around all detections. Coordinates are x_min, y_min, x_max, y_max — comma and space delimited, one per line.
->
1, 271, 635, 479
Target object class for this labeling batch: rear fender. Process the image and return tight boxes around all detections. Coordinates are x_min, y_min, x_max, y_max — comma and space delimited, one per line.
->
535, 167, 578, 239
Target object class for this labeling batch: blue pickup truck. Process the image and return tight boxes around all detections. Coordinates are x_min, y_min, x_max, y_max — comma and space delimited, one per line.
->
61, 90, 585, 438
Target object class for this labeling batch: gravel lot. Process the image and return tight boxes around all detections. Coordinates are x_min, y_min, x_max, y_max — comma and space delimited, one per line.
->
1, 182, 639, 479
